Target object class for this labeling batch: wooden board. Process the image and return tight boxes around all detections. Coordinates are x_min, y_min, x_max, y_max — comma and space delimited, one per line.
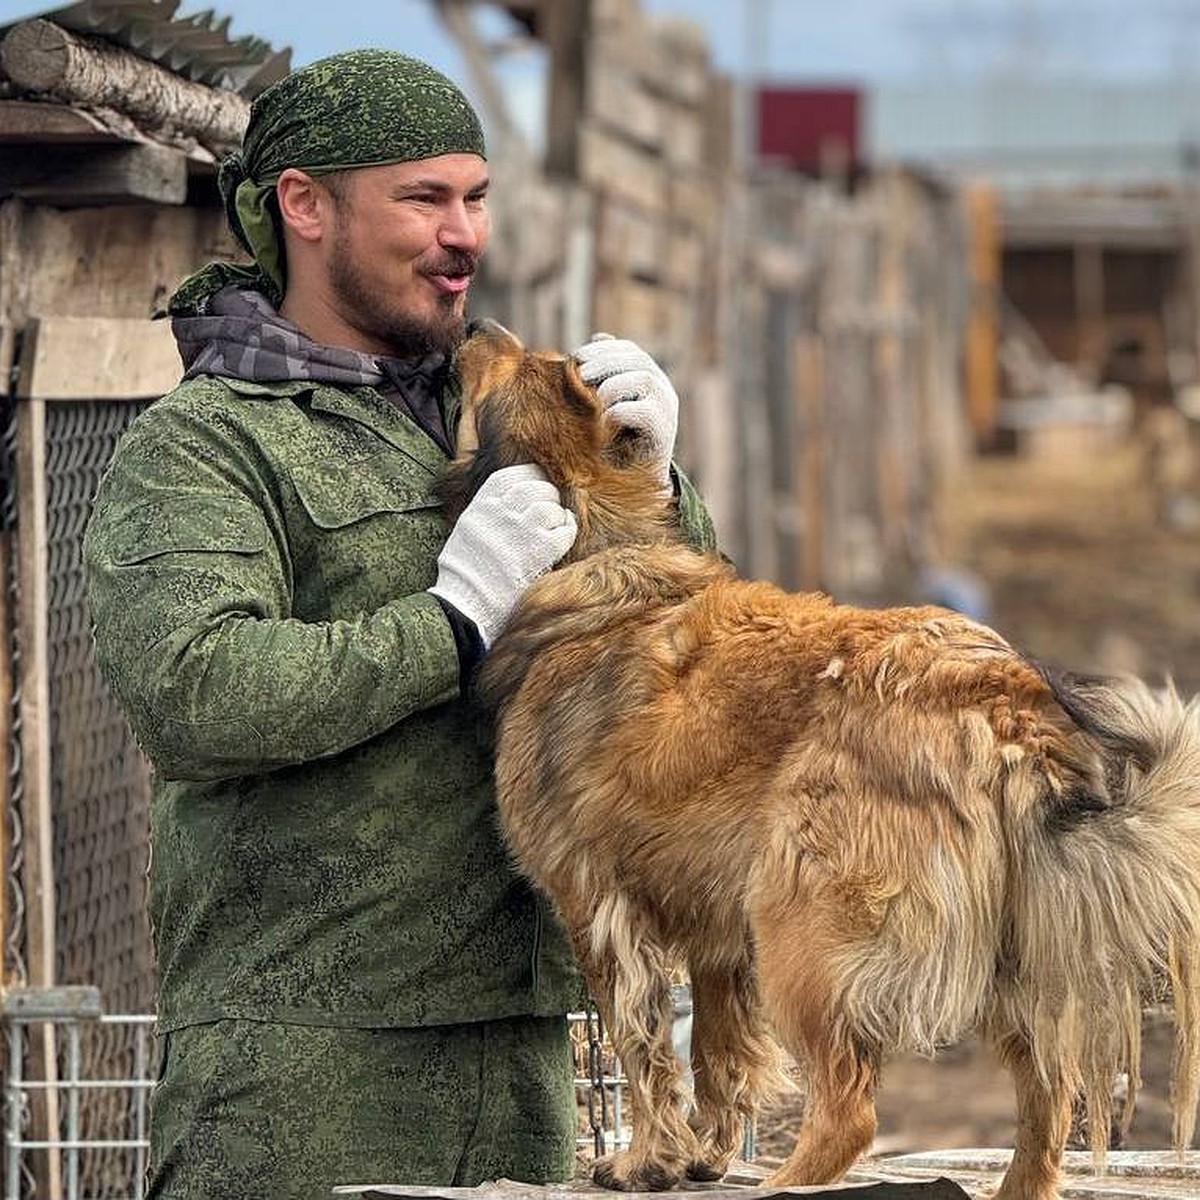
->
16, 315, 181, 401
0, 142, 189, 206
13, 389, 63, 1199
858, 1149, 1200, 1199
0, 99, 125, 144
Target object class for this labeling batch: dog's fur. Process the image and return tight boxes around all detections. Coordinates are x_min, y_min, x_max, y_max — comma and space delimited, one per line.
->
441, 321, 1200, 1199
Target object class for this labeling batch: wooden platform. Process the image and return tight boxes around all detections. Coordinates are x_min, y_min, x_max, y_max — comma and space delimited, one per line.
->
850, 1149, 1200, 1198
332, 1150, 1200, 1200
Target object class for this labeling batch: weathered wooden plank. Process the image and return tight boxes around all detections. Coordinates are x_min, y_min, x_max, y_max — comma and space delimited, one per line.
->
0, 142, 189, 205
578, 122, 671, 214
666, 170, 724, 236
542, 0, 590, 179
865, 1149, 1200, 1199
15, 315, 181, 401
593, 18, 711, 107
586, 59, 663, 151
0, 99, 126, 144
13, 387, 63, 1200
595, 199, 662, 282
334, 1179, 969, 1199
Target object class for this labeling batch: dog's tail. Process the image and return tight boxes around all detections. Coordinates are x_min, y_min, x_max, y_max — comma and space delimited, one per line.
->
1006, 672, 1200, 1167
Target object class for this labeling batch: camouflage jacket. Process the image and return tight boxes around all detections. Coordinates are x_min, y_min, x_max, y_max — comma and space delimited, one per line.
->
84, 363, 716, 1031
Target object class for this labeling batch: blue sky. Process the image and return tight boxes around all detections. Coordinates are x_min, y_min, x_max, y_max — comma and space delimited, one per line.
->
6, 0, 1200, 85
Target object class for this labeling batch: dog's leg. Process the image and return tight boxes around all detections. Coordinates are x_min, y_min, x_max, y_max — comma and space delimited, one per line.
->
566, 902, 700, 1191
686, 958, 779, 1181
763, 1023, 877, 1187
991, 1032, 1069, 1200
751, 898, 878, 1186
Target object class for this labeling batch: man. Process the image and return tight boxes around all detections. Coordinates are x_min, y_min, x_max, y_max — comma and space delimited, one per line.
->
84, 47, 715, 1200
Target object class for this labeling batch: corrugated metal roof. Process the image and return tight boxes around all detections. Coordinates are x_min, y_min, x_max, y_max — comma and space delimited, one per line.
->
0, 0, 291, 96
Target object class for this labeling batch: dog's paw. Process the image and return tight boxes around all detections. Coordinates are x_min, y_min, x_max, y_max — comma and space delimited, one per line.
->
593, 1151, 682, 1192
684, 1158, 726, 1182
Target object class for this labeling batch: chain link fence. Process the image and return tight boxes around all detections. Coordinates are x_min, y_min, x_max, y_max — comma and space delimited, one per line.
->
2, 395, 154, 1199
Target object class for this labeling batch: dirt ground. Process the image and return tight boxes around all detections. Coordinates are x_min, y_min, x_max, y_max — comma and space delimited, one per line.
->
756, 430, 1200, 1166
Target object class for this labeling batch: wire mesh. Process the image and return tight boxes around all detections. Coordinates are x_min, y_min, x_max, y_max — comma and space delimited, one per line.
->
14, 400, 155, 1199
3, 996, 633, 1200
47, 401, 155, 1198
4, 1001, 155, 1200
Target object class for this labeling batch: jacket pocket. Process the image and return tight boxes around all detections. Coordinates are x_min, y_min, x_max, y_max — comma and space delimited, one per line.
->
107, 496, 266, 566
290, 451, 443, 530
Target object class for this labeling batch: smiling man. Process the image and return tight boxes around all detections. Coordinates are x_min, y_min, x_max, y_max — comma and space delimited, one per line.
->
83, 48, 715, 1200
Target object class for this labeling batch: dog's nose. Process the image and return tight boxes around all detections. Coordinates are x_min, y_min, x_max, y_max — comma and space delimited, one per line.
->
466, 317, 517, 343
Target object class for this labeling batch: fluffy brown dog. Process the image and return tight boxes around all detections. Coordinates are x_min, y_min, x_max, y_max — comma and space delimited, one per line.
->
441, 321, 1200, 1200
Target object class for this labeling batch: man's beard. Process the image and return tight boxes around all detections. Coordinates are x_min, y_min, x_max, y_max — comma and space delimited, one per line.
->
328, 229, 474, 359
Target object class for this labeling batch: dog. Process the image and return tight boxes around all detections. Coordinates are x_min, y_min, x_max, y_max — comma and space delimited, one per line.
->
440, 321, 1200, 1200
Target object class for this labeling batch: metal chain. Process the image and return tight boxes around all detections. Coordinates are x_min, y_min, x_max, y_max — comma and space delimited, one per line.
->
1, 341, 27, 993
585, 1003, 609, 1159
2, 333, 34, 1200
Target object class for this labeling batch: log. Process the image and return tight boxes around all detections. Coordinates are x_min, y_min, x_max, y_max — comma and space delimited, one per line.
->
1, 19, 248, 147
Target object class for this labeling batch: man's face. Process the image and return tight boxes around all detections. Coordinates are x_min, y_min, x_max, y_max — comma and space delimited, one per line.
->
324, 154, 490, 358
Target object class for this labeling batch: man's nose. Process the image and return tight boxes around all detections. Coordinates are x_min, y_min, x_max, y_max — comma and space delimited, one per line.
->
439, 201, 484, 250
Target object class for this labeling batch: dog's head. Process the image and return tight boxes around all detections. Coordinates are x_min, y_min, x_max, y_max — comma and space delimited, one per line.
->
440, 320, 678, 558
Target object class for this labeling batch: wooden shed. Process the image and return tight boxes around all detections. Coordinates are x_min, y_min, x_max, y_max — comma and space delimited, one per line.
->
0, 4, 285, 1193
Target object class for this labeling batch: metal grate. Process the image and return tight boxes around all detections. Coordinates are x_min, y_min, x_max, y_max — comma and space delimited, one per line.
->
3, 991, 637, 1200
3, 988, 154, 1200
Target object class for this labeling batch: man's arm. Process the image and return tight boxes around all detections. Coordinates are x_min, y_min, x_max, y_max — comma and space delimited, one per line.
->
85, 399, 461, 784
672, 464, 718, 554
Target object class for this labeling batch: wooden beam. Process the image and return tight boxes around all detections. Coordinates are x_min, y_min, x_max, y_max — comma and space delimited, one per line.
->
1, 19, 248, 147
0, 142, 188, 205
12, 364, 63, 1199
543, 0, 590, 178
964, 180, 1000, 444
0, 99, 126, 144
15, 315, 181, 401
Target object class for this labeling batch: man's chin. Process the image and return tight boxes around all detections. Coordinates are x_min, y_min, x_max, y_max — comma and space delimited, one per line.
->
379, 308, 467, 359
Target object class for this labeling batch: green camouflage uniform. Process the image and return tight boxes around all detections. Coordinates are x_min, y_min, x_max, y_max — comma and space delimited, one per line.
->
84, 47, 718, 1200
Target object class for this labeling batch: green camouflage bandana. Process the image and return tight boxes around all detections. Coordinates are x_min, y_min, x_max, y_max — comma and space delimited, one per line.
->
170, 49, 486, 314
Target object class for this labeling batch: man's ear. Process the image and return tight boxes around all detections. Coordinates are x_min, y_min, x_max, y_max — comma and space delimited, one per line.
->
276, 168, 331, 244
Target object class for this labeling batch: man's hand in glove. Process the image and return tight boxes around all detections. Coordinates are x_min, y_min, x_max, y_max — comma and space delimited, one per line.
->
573, 333, 678, 491
429, 463, 577, 650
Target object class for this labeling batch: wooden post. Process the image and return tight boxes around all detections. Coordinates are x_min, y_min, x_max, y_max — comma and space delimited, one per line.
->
543, 0, 591, 180
1073, 239, 1107, 385
0, 318, 14, 993
13, 322, 61, 1198
964, 180, 1000, 446
876, 178, 910, 565
795, 333, 826, 590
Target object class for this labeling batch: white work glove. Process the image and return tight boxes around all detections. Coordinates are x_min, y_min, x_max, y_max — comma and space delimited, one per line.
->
429, 463, 578, 648
573, 333, 678, 490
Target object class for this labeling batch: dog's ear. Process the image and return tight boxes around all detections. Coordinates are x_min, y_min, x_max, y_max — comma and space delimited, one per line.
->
436, 399, 525, 521
440, 321, 524, 520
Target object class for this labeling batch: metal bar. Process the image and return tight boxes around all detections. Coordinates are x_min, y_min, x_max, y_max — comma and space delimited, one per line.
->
15, 1079, 153, 1090
11, 1138, 150, 1150
133, 1017, 149, 1198
66, 1020, 81, 1199
5, 1022, 23, 1200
